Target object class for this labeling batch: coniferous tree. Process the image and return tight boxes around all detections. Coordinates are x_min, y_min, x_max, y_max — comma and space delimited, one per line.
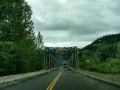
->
36, 31, 44, 49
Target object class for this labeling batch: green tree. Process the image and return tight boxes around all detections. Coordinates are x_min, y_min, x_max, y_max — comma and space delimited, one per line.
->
36, 32, 44, 49
0, 41, 17, 76
0, 0, 34, 42
0, 0, 44, 76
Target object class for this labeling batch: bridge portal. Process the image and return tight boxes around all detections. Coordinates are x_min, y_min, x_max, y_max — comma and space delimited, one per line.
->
44, 47, 79, 69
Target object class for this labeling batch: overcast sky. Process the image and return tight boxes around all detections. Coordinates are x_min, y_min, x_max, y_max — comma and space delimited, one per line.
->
25, 0, 120, 48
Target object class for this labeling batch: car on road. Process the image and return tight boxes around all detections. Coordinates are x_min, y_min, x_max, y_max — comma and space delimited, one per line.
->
63, 63, 67, 68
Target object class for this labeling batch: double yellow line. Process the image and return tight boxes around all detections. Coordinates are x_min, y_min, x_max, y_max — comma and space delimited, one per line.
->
46, 72, 62, 90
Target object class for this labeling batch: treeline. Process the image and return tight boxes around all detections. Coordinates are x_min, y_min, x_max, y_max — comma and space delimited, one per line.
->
79, 33, 120, 74
0, 0, 44, 76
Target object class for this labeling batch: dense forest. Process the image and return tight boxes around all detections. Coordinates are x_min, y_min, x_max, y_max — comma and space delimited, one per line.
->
78, 33, 120, 74
0, 0, 44, 76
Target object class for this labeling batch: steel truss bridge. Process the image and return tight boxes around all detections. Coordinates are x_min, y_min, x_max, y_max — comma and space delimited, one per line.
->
44, 46, 79, 69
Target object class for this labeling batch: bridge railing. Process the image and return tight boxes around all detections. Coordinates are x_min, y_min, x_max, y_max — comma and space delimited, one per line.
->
0, 67, 59, 85
69, 67, 120, 87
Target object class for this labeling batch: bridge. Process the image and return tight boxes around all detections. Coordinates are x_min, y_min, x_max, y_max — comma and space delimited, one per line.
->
44, 46, 79, 69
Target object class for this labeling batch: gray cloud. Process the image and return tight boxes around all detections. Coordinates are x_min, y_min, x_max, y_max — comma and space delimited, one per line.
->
26, 0, 120, 48
108, 0, 120, 15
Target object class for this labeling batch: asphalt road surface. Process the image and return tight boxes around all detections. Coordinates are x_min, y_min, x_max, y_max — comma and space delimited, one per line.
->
0, 67, 120, 90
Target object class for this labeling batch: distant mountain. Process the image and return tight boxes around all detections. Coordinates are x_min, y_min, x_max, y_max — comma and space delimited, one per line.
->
83, 33, 120, 51
82, 33, 120, 61
78, 33, 120, 74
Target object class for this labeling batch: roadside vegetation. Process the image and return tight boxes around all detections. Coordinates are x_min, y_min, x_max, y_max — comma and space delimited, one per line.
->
0, 0, 44, 76
78, 33, 120, 74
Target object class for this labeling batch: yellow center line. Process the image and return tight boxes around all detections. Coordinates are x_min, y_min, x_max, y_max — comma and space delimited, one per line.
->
49, 72, 62, 90
46, 72, 62, 90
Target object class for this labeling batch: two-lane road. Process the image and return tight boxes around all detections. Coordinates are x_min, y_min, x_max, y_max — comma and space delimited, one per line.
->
1, 67, 120, 90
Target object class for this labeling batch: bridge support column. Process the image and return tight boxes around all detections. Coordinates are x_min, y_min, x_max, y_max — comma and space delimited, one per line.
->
72, 54, 74, 68
77, 52, 79, 69
49, 51, 50, 69
45, 47, 50, 70
50, 54, 52, 68
74, 46, 78, 69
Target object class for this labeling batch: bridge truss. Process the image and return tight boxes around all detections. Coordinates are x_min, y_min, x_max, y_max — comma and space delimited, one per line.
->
44, 46, 79, 69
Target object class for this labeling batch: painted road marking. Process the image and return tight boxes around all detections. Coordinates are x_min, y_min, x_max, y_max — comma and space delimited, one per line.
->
46, 72, 62, 90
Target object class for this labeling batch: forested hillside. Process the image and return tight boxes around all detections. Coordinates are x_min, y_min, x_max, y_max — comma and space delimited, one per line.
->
0, 0, 44, 76
78, 33, 120, 74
